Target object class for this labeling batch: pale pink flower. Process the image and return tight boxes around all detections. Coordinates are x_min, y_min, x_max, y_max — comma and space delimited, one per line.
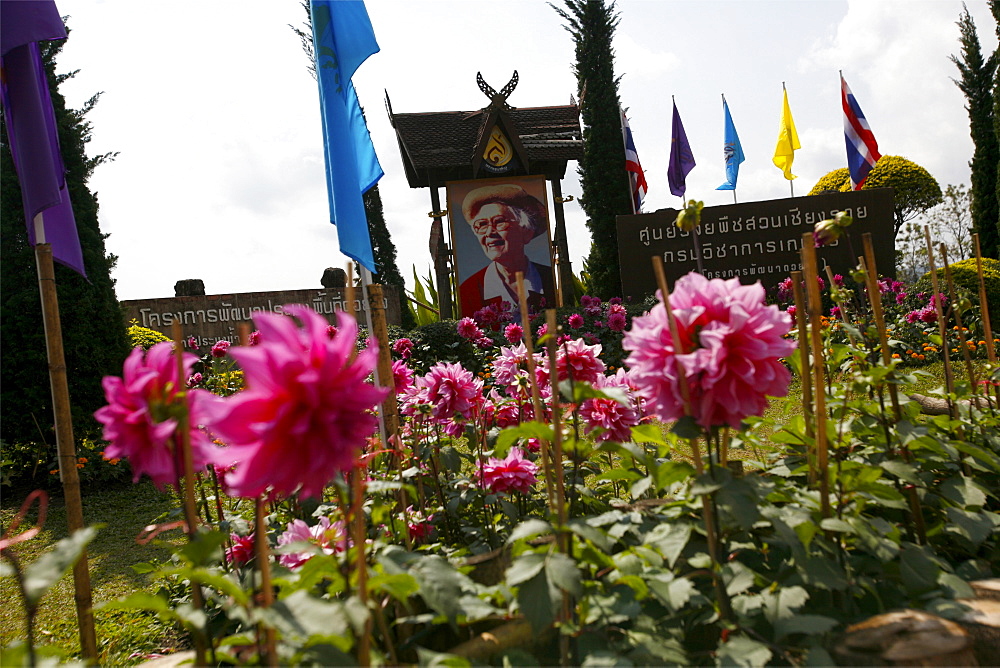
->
95, 342, 219, 489
555, 338, 606, 384
477, 447, 538, 494
276, 517, 348, 569
504, 323, 524, 344
225, 533, 255, 567
623, 272, 796, 430
492, 343, 531, 387
208, 305, 388, 499
211, 340, 230, 358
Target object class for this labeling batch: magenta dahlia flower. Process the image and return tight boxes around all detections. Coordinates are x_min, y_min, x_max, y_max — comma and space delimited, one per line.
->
579, 396, 640, 443
211, 340, 231, 358
208, 305, 388, 499
623, 273, 796, 430
457, 317, 483, 340
568, 313, 584, 329
555, 338, 606, 384
477, 446, 538, 495
504, 323, 524, 344
95, 342, 220, 488
392, 337, 414, 360
417, 361, 484, 423
276, 516, 348, 569
225, 533, 256, 567
392, 359, 415, 394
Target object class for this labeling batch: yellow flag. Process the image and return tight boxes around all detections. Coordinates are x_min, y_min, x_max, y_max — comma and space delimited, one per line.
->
772, 89, 801, 180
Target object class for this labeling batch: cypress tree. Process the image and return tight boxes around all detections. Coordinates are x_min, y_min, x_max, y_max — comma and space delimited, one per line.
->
952, 5, 1000, 259
365, 185, 415, 328
1, 32, 130, 444
552, 0, 633, 299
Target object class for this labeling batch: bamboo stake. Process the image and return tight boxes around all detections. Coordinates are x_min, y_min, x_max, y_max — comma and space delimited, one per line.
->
861, 234, 903, 421
366, 284, 400, 439
33, 241, 98, 661
517, 272, 556, 513
972, 234, 997, 365
800, 235, 830, 518
254, 497, 278, 667
923, 228, 957, 419
939, 244, 979, 390
172, 323, 210, 666
790, 271, 815, 465
352, 468, 371, 666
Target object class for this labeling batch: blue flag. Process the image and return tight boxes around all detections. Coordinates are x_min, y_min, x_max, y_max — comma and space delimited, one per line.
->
716, 97, 745, 191
310, 0, 383, 273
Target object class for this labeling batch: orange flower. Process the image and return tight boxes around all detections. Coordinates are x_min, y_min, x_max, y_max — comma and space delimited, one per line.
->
891, 353, 900, 359
78, 457, 88, 464
49, 469, 59, 475
76, 463, 84, 469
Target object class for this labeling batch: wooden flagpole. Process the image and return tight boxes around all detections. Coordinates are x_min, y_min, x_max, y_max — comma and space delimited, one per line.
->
32, 213, 98, 660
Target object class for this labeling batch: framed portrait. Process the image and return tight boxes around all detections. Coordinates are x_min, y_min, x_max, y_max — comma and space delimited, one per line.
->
446, 175, 555, 319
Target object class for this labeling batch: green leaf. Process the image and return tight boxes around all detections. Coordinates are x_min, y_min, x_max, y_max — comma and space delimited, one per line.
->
945, 507, 995, 547
671, 416, 703, 440
566, 518, 613, 553
21, 526, 100, 606
775, 614, 839, 639
819, 518, 854, 533
715, 477, 760, 530
506, 552, 547, 587
880, 460, 920, 485
761, 585, 809, 624
722, 561, 756, 596
643, 523, 692, 568
189, 568, 249, 605
900, 544, 940, 595
940, 474, 988, 509
546, 552, 582, 597
175, 528, 226, 567
507, 519, 552, 545
100, 592, 174, 617
416, 648, 471, 667
368, 573, 419, 603
263, 589, 351, 645
716, 634, 773, 667
438, 445, 462, 474
629, 423, 668, 446
412, 556, 466, 621
517, 568, 557, 633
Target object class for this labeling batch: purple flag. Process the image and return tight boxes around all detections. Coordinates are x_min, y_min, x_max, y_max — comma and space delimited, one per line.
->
667, 100, 696, 198
1, 1, 86, 276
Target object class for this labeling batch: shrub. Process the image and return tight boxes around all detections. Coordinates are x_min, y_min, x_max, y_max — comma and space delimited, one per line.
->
1, 437, 132, 491
915, 257, 1000, 323
127, 319, 171, 350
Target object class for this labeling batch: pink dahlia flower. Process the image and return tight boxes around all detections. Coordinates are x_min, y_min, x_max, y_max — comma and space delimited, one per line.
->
608, 312, 627, 332
392, 359, 415, 394
208, 305, 388, 499
211, 340, 230, 358
248, 330, 262, 346
276, 516, 348, 569
457, 317, 483, 340
555, 338, 606, 384
568, 313, 584, 329
417, 362, 484, 423
225, 533, 255, 567
392, 337, 414, 360
623, 272, 796, 430
477, 446, 538, 495
579, 396, 640, 443
95, 342, 219, 488
504, 323, 524, 344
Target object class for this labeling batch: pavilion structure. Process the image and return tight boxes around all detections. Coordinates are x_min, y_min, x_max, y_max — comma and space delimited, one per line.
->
387, 72, 583, 317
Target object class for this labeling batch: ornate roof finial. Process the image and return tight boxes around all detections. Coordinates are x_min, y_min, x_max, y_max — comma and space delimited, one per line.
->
476, 71, 518, 110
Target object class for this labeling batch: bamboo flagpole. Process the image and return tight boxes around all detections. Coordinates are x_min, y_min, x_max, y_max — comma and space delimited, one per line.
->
33, 217, 98, 660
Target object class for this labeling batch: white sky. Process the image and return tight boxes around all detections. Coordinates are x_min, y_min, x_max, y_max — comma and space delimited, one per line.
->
56, 0, 996, 301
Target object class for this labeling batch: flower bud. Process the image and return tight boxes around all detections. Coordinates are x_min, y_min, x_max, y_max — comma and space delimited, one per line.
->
675, 199, 704, 232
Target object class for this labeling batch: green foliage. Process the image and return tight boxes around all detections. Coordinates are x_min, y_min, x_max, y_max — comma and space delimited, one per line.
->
1, 437, 133, 491
552, 0, 633, 299
0, 30, 130, 445
952, 6, 1000, 259
808, 156, 943, 234
407, 265, 441, 326
365, 185, 414, 329
915, 256, 1000, 323
405, 320, 484, 375
127, 319, 171, 350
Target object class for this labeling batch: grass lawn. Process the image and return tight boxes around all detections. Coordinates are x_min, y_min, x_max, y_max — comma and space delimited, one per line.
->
0, 360, 983, 661
1, 480, 185, 664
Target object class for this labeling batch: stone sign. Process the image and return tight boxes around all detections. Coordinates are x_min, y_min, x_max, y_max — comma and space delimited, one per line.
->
616, 188, 896, 298
122, 286, 402, 350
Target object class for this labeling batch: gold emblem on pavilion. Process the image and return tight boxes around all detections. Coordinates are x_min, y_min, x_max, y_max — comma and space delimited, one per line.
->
483, 127, 512, 167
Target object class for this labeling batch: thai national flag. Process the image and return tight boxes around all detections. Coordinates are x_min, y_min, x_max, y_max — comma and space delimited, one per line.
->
842, 75, 881, 190
622, 109, 648, 213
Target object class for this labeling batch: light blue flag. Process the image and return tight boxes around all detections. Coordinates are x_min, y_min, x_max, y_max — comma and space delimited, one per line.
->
310, 0, 383, 272
716, 98, 745, 191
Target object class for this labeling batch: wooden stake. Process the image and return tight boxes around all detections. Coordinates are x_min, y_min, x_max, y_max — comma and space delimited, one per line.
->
972, 234, 997, 365
33, 242, 98, 661
800, 235, 830, 518
790, 271, 815, 455
939, 244, 979, 390
366, 284, 399, 439
923, 228, 957, 419
861, 234, 903, 421
352, 468, 371, 666
254, 497, 278, 667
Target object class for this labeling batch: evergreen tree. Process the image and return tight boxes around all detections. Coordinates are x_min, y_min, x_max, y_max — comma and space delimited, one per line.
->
552, 0, 633, 299
952, 5, 1000, 259
365, 185, 415, 328
1, 32, 130, 444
